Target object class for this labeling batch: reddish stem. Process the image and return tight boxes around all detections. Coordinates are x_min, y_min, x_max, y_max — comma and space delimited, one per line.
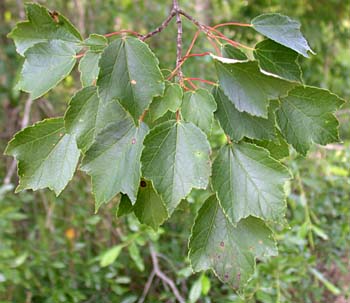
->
75, 52, 85, 59
213, 22, 252, 29
182, 52, 211, 60
104, 29, 140, 38
185, 77, 217, 86
205, 26, 254, 50
185, 78, 198, 90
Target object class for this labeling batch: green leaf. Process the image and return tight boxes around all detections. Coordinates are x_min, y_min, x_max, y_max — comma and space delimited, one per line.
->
79, 51, 102, 87
276, 86, 344, 155
100, 245, 123, 267
182, 89, 217, 134
133, 179, 168, 230
148, 82, 182, 122
128, 242, 145, 271
213, 87, 276, 142
214, 57, 294, 117
141, 120, 211, 214
252, 13, 314, 58
8, 3, 82, 56
212, 142, 290, 224
82, 34, 107, 52
97, 37, 164, 123
249, 130, 290, 160
189, 277, 202, 303
189, 195, 277, 289
117, 195, 134, 218
221, 44, 248, 60
81, 117, 148, 210
64, 86, 127, 152
18, 40, 76, 99
5, 118, 80, 195
254, 39, 302, 82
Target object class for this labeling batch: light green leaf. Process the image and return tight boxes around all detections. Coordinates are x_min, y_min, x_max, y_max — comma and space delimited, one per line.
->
142, 120, 211, 214
221, 44, 248, 60
18, 40, 76, 99
254, 39, 302, 82
82, 34, 107, 52
201, 275, 211, 295
97, 37, 164, 123
81, 117, 148, 210
100, 245, 123, 267
189, 277, 202, 303
213, 87, 276, 142
212, 142, 290, 224
128, 242, 145, 271
64, 86, 127, 152
148, 82, 182, 122
8, 3, 82, 56
5, 118, 80, 195
189, 195, 277, 289
252, 13, 314, 58
133, 179, 168, 230
214, 58, 294, 117
79, 51, 102, 87
182, 89, 217, 134
276, 86, 344, 155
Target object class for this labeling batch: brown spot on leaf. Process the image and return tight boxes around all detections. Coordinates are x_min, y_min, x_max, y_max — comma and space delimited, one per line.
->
220, 241, 225, 247
224, 273, 229, 280
49, 11, 59, 23
140, 180, 147, 188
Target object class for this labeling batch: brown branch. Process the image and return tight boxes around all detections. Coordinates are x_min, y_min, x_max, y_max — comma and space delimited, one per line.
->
4, 96, 33, 185
138, 270, 156, 303
173, 0, 183, 81
141, 9, 177, 41
178, 8, 208, 33
149, 244, 185, 303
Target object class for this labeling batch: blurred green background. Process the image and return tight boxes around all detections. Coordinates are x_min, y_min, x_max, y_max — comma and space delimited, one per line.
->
0, 0, 350, 302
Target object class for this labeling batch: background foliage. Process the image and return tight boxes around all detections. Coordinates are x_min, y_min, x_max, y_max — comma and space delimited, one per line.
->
0, 0, 349, 302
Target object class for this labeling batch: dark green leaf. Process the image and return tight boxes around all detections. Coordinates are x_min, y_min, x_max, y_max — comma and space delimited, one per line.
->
133, 180, 168, 230
5, 118, 80, 195
276, 86, 344, 155
252, 13, 314, 57
212, 142, 290, 224
214, 57, 295, 117
221, 44, 248, 60
142, 120, 211, 214
213, 87, 276, 142
81, 117, 148, 210
254, 39, 302, 82
117, 194, 134, 217
97, 37, 164, 123
189, 195, 277, 289
248, 130, 290, 160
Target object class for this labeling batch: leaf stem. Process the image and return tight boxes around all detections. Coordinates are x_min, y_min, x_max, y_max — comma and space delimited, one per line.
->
213, 22, 252, 28
185, 77, 217, 86
104, 29, 141, 38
